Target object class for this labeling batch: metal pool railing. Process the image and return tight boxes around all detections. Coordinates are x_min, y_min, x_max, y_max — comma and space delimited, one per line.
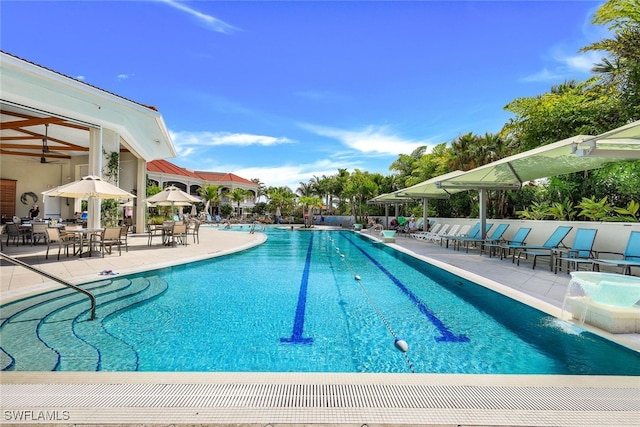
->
0, 252, 96, 320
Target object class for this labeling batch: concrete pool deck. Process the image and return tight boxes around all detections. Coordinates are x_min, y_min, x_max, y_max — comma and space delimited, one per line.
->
1, 225, 639, 426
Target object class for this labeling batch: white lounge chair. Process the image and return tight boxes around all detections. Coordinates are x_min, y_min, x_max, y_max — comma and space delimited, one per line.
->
412, 223, 442, 240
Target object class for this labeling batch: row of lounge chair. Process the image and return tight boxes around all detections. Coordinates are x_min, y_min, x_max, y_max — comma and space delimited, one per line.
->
410, 221, 640, 276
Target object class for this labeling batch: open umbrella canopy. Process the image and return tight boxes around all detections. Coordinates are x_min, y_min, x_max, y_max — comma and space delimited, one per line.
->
399, 170, 467, 198
146, 185, 201, 204
572, 120, 640, 159
434, 135, 624, 191
42, 175, 136, 200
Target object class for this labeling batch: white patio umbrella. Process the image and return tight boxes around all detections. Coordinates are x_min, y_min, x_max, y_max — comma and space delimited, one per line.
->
146, 185, 200, 216
42, 175, 136, 200
42, 175, 135, 228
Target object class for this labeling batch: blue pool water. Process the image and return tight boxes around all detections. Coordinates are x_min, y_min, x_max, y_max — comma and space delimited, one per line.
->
2, 228, 640, 374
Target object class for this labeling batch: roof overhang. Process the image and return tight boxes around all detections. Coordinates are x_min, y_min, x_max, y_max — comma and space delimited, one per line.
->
0, 52, 176, 161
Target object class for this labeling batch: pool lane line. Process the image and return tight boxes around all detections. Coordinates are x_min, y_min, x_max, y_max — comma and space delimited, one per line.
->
342, 233, 469, 343
280, 234, 314, 345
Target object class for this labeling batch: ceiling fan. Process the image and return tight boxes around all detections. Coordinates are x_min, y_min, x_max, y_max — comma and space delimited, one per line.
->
39, 124, 62, 163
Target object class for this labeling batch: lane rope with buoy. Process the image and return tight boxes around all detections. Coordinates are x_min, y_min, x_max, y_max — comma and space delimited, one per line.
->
328, 235, 415, 373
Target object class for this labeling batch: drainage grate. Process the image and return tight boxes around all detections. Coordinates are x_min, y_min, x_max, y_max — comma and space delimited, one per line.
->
2, 383, 638, 412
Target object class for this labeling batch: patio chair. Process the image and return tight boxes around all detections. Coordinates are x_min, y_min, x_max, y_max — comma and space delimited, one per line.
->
187, 220, 201, 244
120, 224, 129, 252
553, 228, 598, 274
5, 222, 28, 246
481, 227, 531, 259
30, 222, 48, 245
95, 227, 123, 256
45, 227, 76, 260
459, 223, 509, 253
171, 222, 188, 246
592, 230, 640, 275
146, 220, 163, 246
514, 225, 573, 270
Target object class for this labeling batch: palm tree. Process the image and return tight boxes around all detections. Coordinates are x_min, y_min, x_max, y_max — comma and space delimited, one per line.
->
298, 196, 323, 228
228, 188, 248, 218
197, 183, 221, 217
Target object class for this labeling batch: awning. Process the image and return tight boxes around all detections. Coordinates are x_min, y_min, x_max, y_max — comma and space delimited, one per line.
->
434, 135, 626, 191
572, 120, 640, 159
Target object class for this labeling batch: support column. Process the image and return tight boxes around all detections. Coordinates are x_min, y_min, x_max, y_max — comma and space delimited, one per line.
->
479, 188, 487, 239
422, 198, 429, 227
136, 158, 147, 234
87, 128, 102, 229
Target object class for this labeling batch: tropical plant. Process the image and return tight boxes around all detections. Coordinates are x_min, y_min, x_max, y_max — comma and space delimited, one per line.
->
614, 199, 640, 221
576, 196, 613, 221
197, 183, 221, 217
515, 201, 551, 220
228, 188, 249, 218
548, 199, 577, 221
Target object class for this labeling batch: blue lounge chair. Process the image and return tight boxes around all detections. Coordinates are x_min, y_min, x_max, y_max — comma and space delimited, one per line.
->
593, 231, 640, 275
459, 223, 509, 253
481, 227, 532, 259
553, 228, 598, 274
451, 223, 493, 251
440, 223, 471, 248
514, 225, 573, 270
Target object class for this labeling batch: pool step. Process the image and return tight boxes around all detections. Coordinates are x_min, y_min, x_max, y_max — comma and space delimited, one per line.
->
38, 277, 150, 371
73, 276, 168, 371
0, 275, 168, 371
0, 279, 131, 372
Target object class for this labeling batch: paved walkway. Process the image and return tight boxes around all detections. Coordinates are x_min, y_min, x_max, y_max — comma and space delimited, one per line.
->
1, 225, 639, 426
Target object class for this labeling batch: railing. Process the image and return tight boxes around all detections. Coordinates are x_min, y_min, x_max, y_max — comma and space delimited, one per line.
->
0, 252, 96, 320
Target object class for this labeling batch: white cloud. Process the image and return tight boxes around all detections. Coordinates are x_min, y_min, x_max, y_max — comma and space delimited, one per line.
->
117, 73, 132, 81
555, 50, 602, 74
170, 130, 294, 161
521, 67, 564, 83
301, 124, 431, 156
171, 130, 293, 148
158, 0, 239, 34
232, 158, 356, 190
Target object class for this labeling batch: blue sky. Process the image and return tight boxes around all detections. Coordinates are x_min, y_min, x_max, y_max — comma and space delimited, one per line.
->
2, 0, 608, 190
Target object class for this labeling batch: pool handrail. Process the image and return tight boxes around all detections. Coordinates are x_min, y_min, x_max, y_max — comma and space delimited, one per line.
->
0, 251, 96, 320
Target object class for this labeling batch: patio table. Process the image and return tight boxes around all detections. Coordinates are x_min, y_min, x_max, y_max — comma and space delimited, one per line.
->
63, 227, 104, 257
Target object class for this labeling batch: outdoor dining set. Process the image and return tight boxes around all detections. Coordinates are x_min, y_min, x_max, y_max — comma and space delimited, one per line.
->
0, 219, 129, 260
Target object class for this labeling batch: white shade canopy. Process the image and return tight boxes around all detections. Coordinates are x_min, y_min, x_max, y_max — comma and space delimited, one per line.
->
434, 135, 621, 191
42, 175, 136, 200
399, 170, 467, 198
146, 185, 201, 204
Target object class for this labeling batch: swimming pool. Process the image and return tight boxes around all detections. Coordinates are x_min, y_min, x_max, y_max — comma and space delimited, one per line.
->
2, 228, 639, 374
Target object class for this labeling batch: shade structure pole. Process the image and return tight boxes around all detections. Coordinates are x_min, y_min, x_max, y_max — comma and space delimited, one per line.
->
422, 198, 429, 225
384, 204, 389, 228
479, 188, 487, 239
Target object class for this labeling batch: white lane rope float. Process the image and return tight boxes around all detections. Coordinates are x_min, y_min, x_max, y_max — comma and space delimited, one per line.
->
327, 236, 415, 373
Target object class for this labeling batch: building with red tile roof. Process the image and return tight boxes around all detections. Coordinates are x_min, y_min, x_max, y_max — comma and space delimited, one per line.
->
147, 159, 259, 217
